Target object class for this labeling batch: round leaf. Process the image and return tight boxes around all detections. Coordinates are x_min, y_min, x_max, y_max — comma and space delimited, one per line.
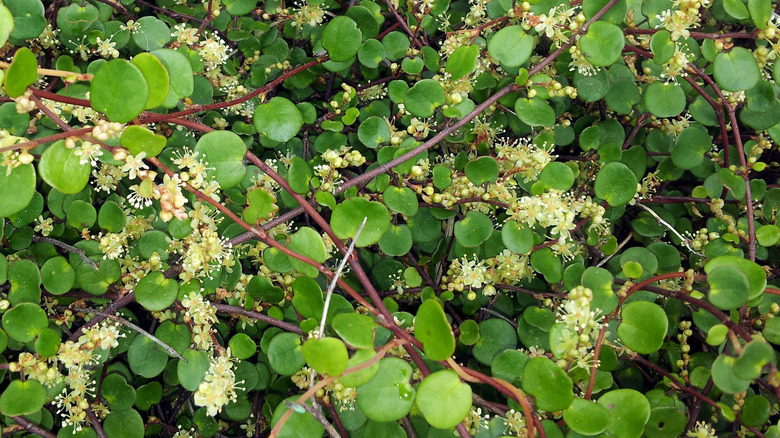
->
322, 16, 362, 62
2, 302, 47, 343
487, 26, 533, 68
90, 59, 149, 123
579, 22, 625, 66
135, 271, 179, 311
5, 47, 37, 98
229, 333, 256, 360
131, 52, 170, 109
331, 198, 391, 247
502, 220, 533, 254
267, 332, 305, 376
643, 82, 685, 118
404, 79, 446, 118
713, 47, 760, 92
356, 357, 415, 422
597, 389, 651, 438
302, 337, 349, 376
41, 256, 75, 295
39, 140, 91, 194
594, 162, 637, 206
414, 299, 455, 361
707, 266, 750, 310
333, 313, 378, 349
0, 163, 35, 218
270, 397, 324, 438
416, 370, 472, 429
178, 349, 210, 391
0, 379, 46, 416
671, 125, 712, 170
103, 409, 144, 438
127, 334, 168, 378
253, 97, 304, 143
522, 356, 574, 411
514, 97, 556, 127
454, 211, 493, 247
120, 125, 167, 158
357, 116, 390, 149
287, 226, 328, 277
618, 301, 668, 354
464, 156, 499, 185
563, 398, 610, 436
194, 130, 247, 189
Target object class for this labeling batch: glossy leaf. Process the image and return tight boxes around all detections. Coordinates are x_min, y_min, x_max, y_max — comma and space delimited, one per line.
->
416, 370, 472, 429
488, 26, 533, 68
90, 59, 149, 123
356, 357, 415, 422
302, 336, 349, 376
618, 301, 667, 354
254, 97, 304, 143
414, 299, 455, 360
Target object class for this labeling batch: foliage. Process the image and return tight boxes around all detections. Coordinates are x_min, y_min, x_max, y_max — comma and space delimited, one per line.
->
0, 0, 779, 436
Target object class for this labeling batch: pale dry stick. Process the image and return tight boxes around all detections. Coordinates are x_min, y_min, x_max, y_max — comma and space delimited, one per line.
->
595, 231, 633, 268
269, 338, 409, 438
635, 203, 704, 257
0, 61, 93, 81
33, 235, 99, 270
71, 307, 187, 362
317, 217, 368, 338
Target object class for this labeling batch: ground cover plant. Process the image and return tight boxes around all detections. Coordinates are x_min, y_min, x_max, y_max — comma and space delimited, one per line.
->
0, 0, 779, 436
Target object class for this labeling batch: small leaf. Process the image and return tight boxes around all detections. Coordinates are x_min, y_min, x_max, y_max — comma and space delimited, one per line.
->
131, 53, 170, 109
414, 299, 456, 361
331, 198, 391, 247
103, 409, 145, 438
5, 47, 37, 98
357, 357, 416, 422
597, 389, 651, 438
0, 163, 35, 218
357, 116, 390, 149
563, 398, 610, 436
286, 227, 328, 278
0, 4, 13, 48
2, 302, 48, 343
303, 337, 349, 376
454, 211, 493, 247
322, 16, 362, 62
120, 125, 167, 158
416, 370, 472, 429
501, 220, 533, 255
522, 356, 574, 411
594, 162, 637, 206
333, 313, 378, 349
618, 301, 668, 354
90, 59, 149, 123
643, 82, 686, 118
464, 156, 499, 185
404, 79, 446, 118
178, 349, 210, 391
713, 47, 760, 92
194, 130, 247, 189
579, 22, 625, 66
0, 380, 46, 416
267, 332, 306, 376
445, 45, 479, 80
254, 97, 304, 143
135, 271, 179, 311
707, 266, 750, 310
514, 97, 556, 127
244, 187, 278, 224
487, 26, 533, 68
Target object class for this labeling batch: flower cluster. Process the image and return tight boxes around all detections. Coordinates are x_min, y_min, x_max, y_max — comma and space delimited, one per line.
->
495, 137, 554, 182
193, 351, 240, 416
181, 290, 218, 349
554, 286, 603, 369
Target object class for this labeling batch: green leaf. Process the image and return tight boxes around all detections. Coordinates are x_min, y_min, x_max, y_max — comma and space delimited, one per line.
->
303, 337, 349, 376
358, 38, 386, 68
268, 332, 305, 375
445, 45, 479, 80
2, 302, 48, 343
98, 201, 126, 233
286, 227, 328, 277
487, 26, 533, 68
579, 22, 625, 66
103, 409, 144, 438
41, 256, 75, 295
178, 349, 210, 391
650, 30, 675, 64
270, 397, 324, 438
594, 162, 637, 206
0, 163, 35, 217
340, 349, 380, 387
331, 198, 391, 247
530, 248, 562, 283
414, 299, 456, 361
643, 82, 685, 118
749, 0, 772, 28
538, 161, 575, 191
228, 333, 256, 360
322, 16, 362, 62
704, 255, 766, 300
120, 125, 167, 158
135, 271, 178, 311
357, 357, 415, 422
90, 59, 149, 123
378, 224, 413, 256
501, 220, 533, 254
404, 79, 446, 118
383, 186, 418, 216
101, 374, 136, 412
723, 0, 749, 19
288, 157, 312, 194
733, 340, 775, 380
358, 116, 391, 149
253, 97, 304, 143
563, 398, 611, 436
514, 97, 556, 127
522, 356, 574, 411
244, 187, 278, 224
5, 47, 37, 98
465, 156, 499, 185
0, 380, 46, 416
333, 313, 378, 349
671, 125, 712, 170
742, 395, 770, 427
5, 0, 44, 41
8, 259, 41, 306
707, 266, 750, 310
194, 130, 247, 189
128, 334, 168, 378
151, 49, 194, 104
291, 276, 323, 319
598, 389, 651, 438
131, 53, 170, 109
472, 318, 517, 365
0, 4, 14, 48
712, 354, 752, 393
416, 370, 472, 429
713, 47, 760, 92
756, 224, 780, 246
454, 211, 493, 247
618, 301, 668, 354
132, 16, 170, 51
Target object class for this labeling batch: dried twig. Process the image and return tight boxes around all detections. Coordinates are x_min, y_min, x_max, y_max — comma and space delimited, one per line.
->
33, 235, 99, 270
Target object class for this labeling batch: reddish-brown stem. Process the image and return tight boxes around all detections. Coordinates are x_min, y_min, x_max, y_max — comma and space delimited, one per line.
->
69, 292, 136, 341
624, 28, 756, 40
9, 417, 57, 438
213, 304, 304, 334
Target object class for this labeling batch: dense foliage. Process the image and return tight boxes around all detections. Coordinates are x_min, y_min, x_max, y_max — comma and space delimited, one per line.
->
0, 0, 780, 436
